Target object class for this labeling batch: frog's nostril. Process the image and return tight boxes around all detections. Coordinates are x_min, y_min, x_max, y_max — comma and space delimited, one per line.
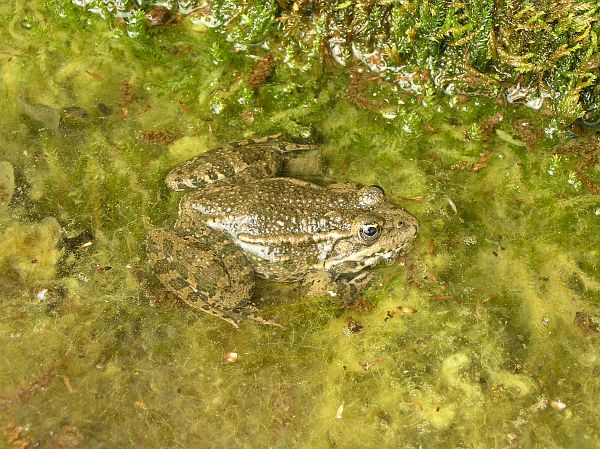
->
399, 215, 419, 234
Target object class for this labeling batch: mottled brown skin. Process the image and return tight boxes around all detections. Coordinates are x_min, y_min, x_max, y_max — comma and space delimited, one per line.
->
147, 135, 418, 328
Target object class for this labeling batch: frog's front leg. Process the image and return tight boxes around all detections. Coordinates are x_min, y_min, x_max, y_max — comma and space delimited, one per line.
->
147, 227, 277, 328
302, 271, 376, 305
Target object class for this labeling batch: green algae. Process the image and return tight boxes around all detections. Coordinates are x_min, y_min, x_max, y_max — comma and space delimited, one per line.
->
0, 162, 14, 206
1, 1, 600, 449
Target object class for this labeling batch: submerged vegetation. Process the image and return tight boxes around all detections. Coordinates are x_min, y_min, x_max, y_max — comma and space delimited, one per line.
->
0, 0, 599, 448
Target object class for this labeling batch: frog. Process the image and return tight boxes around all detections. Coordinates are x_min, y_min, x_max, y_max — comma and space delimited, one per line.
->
147, 135, 418, 328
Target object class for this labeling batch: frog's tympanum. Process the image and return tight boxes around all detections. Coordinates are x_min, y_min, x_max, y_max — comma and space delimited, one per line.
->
147, 135, 418, 327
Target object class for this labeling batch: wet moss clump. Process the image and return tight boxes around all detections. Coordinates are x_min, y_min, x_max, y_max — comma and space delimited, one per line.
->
64, 0, 599, 127
1, 0, 599, 448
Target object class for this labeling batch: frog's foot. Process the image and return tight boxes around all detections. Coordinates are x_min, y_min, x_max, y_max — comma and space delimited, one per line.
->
303, 271, 376, 305
187, 299, 244, 329
235, 307, 286, 329
184, 300, 284, 329
147, 228, 257, 327
175, 291, 283, 329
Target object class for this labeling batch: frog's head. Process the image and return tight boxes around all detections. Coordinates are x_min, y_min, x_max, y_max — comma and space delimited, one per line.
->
321, 186, 418, 276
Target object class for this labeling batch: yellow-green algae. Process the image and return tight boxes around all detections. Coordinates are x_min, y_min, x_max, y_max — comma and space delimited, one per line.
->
1, 1, 600, 449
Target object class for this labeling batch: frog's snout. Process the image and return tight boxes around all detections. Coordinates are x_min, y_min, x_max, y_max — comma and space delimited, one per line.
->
395, 214, 418, 240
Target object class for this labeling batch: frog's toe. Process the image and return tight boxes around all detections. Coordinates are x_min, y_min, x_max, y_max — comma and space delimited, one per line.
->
205, 308, 241, 329
243, 312, 285, 329
187, 299, 242, 329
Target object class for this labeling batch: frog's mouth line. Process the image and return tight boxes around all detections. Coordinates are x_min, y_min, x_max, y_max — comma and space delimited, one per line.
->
322, 244, 409, 273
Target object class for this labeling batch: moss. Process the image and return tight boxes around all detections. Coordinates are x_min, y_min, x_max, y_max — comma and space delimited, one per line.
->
59, 0, 600, 126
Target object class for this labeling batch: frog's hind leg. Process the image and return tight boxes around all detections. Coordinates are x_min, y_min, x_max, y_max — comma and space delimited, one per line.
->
147, 228, 256, 328
164, 136, 318, 191
206, 230, 285, 328
147, 228, 283, 328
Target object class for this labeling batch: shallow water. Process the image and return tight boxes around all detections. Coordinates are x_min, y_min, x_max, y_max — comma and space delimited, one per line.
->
1, 2, 599, 449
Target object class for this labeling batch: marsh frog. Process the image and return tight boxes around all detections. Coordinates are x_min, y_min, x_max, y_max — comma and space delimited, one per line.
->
147, 135, 418, 327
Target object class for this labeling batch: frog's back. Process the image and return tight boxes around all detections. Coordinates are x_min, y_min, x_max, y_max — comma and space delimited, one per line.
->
179, 178, 360, 236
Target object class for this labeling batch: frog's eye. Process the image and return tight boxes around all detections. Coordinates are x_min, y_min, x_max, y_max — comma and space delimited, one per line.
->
358, 222, 381, 243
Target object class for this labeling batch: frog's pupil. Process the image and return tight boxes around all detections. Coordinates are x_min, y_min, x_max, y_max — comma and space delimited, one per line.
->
364, 225, 378, 236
